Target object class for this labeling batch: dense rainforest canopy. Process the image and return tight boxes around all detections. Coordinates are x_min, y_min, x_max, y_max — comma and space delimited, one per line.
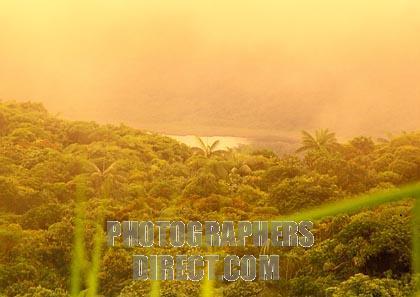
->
0, 101, 419, 296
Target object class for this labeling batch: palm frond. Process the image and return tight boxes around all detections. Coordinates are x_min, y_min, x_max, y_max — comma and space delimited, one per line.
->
209, 140, 221, 152
297, 129, 337, 153
295, 145, 312, 153
297, 130, 318, 153
87, 161, 101, 174
103, 161, 118, 175
195, 136, 208, 151
301, 130, 316, 144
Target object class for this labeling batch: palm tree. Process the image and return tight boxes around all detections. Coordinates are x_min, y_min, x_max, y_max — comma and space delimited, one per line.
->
87, 160, 120, 195
193, 136, 223, 158
296, 129, 337, 153
89, 160, 118, 180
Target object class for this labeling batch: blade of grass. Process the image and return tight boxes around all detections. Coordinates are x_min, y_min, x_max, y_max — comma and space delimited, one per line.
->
273, 182, 420, 296
413, 199, 420, 295
86, 223, 104, 297
86, 180, 108, 296
200, 262, 215, 297
150, 280, 160, 297
70, 178, 87, 297
278, 183, 420, 222
200, 277, 215, 297
149, 255, 161, 297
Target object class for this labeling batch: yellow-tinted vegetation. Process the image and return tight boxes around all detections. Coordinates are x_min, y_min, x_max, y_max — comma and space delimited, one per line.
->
1, 101, 420, 296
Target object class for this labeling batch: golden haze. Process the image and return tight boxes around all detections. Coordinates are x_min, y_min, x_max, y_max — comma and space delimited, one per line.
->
0, 0, 419, 138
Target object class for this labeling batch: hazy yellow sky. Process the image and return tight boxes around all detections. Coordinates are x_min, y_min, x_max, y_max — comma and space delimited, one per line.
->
1, 0, 419, 137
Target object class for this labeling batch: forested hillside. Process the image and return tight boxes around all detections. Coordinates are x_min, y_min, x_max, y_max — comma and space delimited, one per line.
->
0, 101, 419, 296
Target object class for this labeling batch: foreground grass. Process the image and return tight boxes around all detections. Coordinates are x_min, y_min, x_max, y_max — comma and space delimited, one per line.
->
70, 179, 87, 297
71, 182, 420, 296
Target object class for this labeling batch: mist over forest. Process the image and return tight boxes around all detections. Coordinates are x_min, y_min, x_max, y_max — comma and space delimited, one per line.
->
1, 0, 419, 141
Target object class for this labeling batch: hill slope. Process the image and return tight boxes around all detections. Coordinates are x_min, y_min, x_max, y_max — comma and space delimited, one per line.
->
0, 101, 419, 296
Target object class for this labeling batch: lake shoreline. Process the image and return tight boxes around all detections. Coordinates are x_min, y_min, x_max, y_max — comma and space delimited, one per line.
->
166, 134, 300, 154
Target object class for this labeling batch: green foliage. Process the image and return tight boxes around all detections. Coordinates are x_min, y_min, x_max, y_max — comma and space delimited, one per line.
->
0, 101, 420, 296
118, 280, 200, 297
14, 286, 69, 297
329, 273, 412, 297
183, 173, 227, 198
20, 203, 66, 229
270, 173, 342, 213
223, 280, 264, 297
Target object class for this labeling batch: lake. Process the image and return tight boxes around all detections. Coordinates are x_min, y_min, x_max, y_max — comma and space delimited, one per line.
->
167, 134, 299, 154
167, 135, 250, 150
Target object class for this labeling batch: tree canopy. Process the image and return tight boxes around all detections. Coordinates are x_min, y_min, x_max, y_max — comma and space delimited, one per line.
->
0, 101, 419, 296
